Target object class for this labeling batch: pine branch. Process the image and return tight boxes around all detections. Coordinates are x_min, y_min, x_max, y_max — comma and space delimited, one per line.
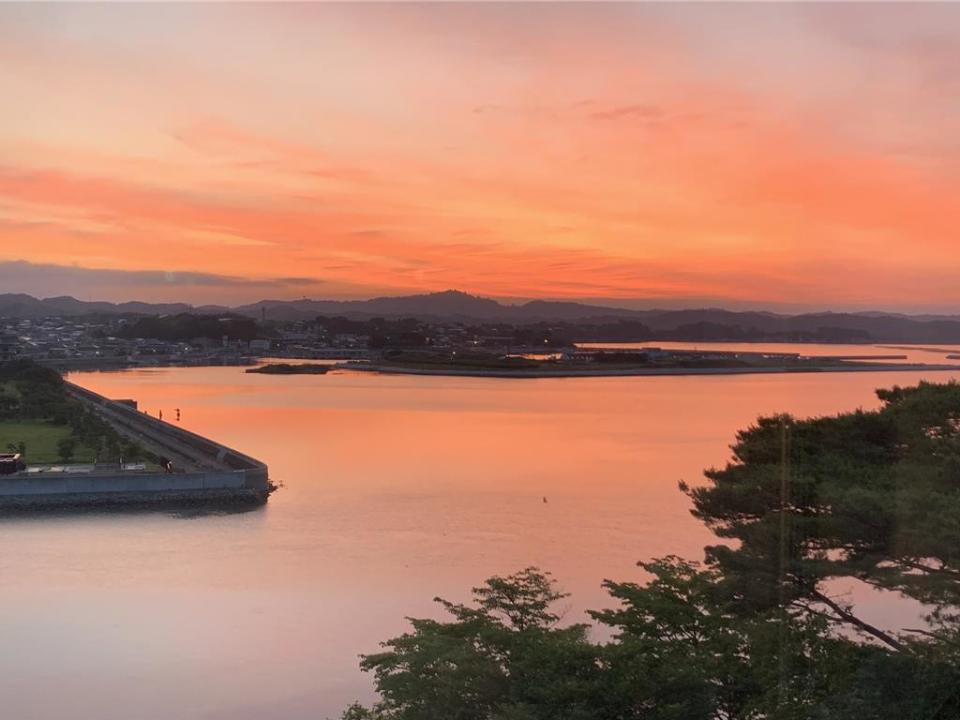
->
808, 589, 906, 652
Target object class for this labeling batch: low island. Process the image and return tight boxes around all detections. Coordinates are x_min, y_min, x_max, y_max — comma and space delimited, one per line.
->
246, 363, 330, 375
335, 348, 960, 378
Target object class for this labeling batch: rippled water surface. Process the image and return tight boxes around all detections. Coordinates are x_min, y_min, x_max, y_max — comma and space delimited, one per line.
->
2, 345, 958, 719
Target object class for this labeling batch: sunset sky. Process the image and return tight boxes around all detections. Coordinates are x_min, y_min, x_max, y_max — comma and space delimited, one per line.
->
1, 3, 959, 311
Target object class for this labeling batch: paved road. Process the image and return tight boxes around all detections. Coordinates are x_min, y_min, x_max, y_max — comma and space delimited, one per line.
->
68, 388, 226, 473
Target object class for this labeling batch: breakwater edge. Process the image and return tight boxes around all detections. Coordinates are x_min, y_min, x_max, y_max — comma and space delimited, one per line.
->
0, 381, 274, 511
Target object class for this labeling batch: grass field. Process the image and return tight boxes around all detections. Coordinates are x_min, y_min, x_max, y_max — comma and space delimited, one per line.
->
0, 421, 96, 463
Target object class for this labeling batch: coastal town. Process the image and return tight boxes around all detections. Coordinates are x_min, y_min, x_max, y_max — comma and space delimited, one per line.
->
0, 310, 614, 368
0, 314, 370, 368
4, 308, 960, 378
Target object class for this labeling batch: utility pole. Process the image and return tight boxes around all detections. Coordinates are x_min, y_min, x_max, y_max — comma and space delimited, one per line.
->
777, 418, 792, 713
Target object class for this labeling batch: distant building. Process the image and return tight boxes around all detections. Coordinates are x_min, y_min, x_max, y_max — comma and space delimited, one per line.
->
563, 350, 597, 363
0, 334, 18, 360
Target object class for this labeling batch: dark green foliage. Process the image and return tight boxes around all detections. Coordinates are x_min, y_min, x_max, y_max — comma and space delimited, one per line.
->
119, 313, 260, 341
0, 360, 67, 421
687, 381, 960, 636
344, 564, 960, 720
246, 363, 330, 375
355, 569, 606, 720
593, 557, 758, 720
0, 359, 64, 386
56, 437, 75, 462
7, 440, 26, 455
0, 360, 151, 464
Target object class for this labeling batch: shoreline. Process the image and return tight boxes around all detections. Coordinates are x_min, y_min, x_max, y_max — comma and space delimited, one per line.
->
337, 362, 960, 379
1, 381, 274, 511
0, 487, 270, 515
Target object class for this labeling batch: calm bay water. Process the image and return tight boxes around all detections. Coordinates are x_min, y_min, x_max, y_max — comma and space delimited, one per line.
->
3, 344, 959, 719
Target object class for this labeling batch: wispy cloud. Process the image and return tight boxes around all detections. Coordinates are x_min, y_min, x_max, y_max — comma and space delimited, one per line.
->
171, 117, 375, 184
589, 104, 664, 122
0, 260, 326, 302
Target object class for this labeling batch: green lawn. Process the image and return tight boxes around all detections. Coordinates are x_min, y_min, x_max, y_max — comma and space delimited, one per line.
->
0, 420, 96, 463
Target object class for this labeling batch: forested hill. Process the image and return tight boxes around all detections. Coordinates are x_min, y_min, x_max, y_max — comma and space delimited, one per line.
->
5, 291, 960, 343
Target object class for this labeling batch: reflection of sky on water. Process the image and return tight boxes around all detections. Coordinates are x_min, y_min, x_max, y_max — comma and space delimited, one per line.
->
1, 350, 953, 719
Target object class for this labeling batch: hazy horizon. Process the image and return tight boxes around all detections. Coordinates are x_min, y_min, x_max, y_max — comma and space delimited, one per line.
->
5, 267, 960, 318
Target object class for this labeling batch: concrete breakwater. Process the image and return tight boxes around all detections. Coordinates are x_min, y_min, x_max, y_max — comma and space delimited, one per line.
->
0, 382, 273, 511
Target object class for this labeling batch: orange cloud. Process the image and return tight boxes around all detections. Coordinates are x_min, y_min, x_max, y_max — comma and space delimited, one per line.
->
1, 3, 959, 309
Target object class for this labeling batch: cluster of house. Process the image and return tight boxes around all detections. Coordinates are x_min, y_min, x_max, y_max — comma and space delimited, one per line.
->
0, 317, 384, 367
0, 316, 724, 369
0, 318, 257, 367
266, 326, 371, 359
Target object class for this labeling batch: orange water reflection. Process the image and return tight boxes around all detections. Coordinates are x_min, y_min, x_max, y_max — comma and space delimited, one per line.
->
0, 353, 955, 719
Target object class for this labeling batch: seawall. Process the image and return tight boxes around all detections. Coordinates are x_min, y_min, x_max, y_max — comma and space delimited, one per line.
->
0, 381, 273, 510
65, 381, 268, 478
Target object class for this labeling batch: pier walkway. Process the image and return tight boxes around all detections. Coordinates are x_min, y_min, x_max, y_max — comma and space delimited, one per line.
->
64, 381, 268, 481
67, 386, 217, 472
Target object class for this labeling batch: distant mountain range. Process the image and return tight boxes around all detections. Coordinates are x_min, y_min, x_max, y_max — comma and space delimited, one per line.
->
0, 293, 206, 318
4, 290, 960, 344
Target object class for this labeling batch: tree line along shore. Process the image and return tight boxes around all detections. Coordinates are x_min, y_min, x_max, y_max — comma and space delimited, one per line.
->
0, 360, 152, 466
